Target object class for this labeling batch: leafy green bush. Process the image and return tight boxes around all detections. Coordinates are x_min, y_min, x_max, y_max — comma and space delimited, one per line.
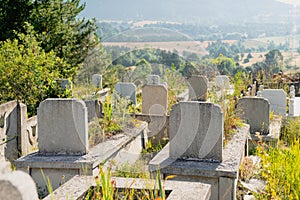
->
0, 24, 70, 115
257, 141, 300, 199
281, 117, 300, 146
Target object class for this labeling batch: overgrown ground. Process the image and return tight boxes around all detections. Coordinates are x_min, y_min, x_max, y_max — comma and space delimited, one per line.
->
239, 117, 300, 199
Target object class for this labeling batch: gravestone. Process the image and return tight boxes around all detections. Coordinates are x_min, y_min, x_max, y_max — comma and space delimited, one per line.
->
262, 89, 286, 115
114, 83, 137, 104
147, 75, 160, 85
161, 82, 168, 88
84, 100, 102, 122
290, 85, 295, 98
259, 85, 264, 92
169, 101, 223, 161
237, 97, 270, 134
216, 75, 230, 90
57, 79, 72, 93
38, 98, 88, 155
0, 161, 38, 200
142, 85, 168, 115
92, 74, 102, 88
289, 85, 300, 116
187, 76, 208, 101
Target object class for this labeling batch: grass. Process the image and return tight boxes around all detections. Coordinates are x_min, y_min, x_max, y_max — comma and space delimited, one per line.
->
252, 116, 300, 199
85, 166, 170, 200
223, 97, 244, 145
256, 141, 300, 199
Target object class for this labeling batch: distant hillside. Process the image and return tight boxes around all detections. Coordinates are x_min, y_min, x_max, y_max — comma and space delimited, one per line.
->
80, 0, 293, 24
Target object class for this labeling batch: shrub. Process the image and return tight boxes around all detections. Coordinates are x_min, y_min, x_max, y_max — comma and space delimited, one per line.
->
0, 24, 70, 115
281, 117, 300, 146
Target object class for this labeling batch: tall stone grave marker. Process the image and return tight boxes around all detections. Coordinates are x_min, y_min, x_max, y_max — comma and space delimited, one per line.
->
38, 98, 88, 155
147, 75, 160, 85
114, 83, 137, 104
142, 85, 168, 115
289, 85, 300, 116
187, 76, 208, 101
92, 74, 102, 88
84, 100, 102, 122
56, 79, 72, 94
216, 75, 230, 90
237, 97, 270, 134
169, 101, 223, 161
262, 89, 286, 115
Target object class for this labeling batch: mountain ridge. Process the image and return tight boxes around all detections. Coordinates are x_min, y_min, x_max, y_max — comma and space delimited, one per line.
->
79, 0, 293, 24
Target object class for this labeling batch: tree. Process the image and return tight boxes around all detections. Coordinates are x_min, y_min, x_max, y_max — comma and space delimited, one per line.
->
264, 49, 283, 76
29, 0, 98, 79
215, 55, 236, 75
0, 0, 32, 41
131, 59, 152, 85
75, 44, 111, 84
0, 24, 70, 115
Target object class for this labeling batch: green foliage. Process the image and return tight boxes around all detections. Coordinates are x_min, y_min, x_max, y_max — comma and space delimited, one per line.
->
107, 47, 184, 72
281, 117, 300, 146
223, 97, 244, 144
86, 166, 168, 200
163, 68, 187, 113
75, 44, 112, 85
100, 95, 122, 134
0, 24, 70, 115
142, 139, 168, 154
264, 49, 283, 76
233, 71, 252, 97
243, 58, 249, 63
0, 0, 33, 41
214, 54, 236, 75
30, 0, 99, 79
114, 161, 149, 179
131, 59, 152, 84
257, 141, 300, 199
0, 0, 99, 80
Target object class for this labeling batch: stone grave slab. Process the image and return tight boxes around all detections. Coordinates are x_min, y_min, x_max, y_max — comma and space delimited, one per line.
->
187, 76, 208, 101
237, 97, 270, 134
38, 98, 88, 155
142, 85, 168, 115
114, 82, 137, 104
169, 101, 223, 161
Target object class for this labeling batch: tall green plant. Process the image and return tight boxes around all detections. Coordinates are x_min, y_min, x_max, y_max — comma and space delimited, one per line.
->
30, 0, 99, 79
0, 23, 70, 115
257, 141, 300, 199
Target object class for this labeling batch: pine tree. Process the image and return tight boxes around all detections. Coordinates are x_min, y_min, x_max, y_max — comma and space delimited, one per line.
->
0, 0, 32, 41
29, 0, 99, 79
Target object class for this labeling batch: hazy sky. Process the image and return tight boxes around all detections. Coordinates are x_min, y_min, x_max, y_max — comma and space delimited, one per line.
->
277, 0, 300, 5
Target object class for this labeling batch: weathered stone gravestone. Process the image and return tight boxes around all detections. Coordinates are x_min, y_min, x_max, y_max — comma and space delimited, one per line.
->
84, 100, 102, 123
169, 101, 223, 161
57, 79, 72, 93
92, 74, 102, 88
237, 97, 270, 134
0, 161, 38, 200
147, 75, 160, 85
216, 75, 230, 90
262, 89, 286, 115
289, 85, 300, 117
187, 76, 208, 101
114, 82, 137, 104
142, 85, 168, 115
38, 98, 88, 155
251, 81, 257, 96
